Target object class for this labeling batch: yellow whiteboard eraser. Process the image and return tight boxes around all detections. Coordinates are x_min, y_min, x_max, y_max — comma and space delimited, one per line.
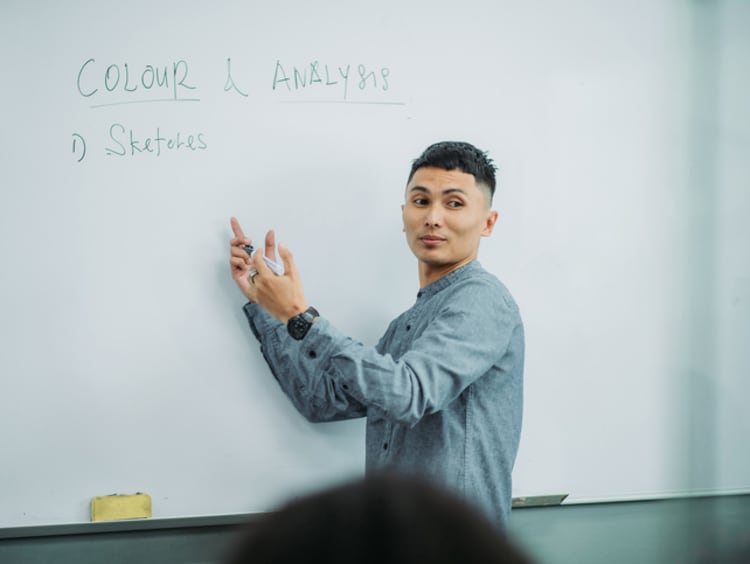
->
91, 493, 152, 522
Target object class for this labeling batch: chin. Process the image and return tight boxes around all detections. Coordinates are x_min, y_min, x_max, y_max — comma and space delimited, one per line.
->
417, 253, 451, 267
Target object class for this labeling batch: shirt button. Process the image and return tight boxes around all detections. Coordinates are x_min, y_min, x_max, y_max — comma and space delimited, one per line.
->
383, 442, 388, 450
308, 350, 317, 359
406, 325, 411, 331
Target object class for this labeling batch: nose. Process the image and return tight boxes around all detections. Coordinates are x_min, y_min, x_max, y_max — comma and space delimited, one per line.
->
424, 205, 443, 228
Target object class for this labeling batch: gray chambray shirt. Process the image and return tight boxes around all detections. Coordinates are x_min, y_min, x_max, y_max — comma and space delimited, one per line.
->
243, 260, 524, 528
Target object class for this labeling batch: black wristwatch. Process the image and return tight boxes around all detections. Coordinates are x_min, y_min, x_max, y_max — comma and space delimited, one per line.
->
287, 306, 319, 340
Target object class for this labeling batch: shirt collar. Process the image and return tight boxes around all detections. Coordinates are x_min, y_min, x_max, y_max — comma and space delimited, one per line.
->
417, 261, 482, 299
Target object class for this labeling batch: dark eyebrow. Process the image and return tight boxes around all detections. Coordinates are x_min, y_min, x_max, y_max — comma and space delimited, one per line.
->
442, 188, 468, 196
408, 186, 468, 196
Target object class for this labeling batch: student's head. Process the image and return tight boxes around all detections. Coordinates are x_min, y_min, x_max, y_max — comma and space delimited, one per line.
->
402, 142, 500, 284
226, 473, 532, 564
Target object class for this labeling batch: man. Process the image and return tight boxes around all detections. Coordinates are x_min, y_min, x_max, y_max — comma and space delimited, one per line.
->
229, 141, 524, 528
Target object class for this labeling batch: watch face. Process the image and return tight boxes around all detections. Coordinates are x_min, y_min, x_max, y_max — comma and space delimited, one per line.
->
288, 316, 309, 340
287, 307, 318, 340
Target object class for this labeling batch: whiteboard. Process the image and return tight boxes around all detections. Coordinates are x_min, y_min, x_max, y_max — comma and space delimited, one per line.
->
1, 0, 748, 527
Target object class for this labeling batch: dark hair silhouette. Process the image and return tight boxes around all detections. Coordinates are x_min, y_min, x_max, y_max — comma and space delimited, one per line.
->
227, 473, 532, 564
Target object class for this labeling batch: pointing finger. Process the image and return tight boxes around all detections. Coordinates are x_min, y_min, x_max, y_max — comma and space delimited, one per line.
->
230, 217, 250, 245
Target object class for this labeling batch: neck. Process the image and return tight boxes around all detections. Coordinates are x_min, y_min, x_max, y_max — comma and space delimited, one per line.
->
418, 257, 475, 288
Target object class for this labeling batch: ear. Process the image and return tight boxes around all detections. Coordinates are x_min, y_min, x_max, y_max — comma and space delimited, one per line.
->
481, 210, 499, 237
401, 203, 406, 231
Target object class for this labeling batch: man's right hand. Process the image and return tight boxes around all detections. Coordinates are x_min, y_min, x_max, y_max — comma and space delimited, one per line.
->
229, 217, 277, 300
229, 217, 310, 323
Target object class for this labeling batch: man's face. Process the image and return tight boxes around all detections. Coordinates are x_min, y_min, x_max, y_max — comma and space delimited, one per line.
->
402, 166, 498, 283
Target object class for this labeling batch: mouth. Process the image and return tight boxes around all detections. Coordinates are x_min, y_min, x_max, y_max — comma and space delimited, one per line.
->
419, 234, 446, 245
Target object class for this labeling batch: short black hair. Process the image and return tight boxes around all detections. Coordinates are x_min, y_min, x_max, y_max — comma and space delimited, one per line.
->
408, 141, 497, 199
226, 473, 532, 564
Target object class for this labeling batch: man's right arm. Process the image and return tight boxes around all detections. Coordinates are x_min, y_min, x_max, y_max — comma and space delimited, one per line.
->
265, 277, 522, 428
244, 303, 367, 423
230, 217, 364, 421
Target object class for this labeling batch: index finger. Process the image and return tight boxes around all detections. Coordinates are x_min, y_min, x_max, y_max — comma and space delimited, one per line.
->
230, 216, 248, 241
